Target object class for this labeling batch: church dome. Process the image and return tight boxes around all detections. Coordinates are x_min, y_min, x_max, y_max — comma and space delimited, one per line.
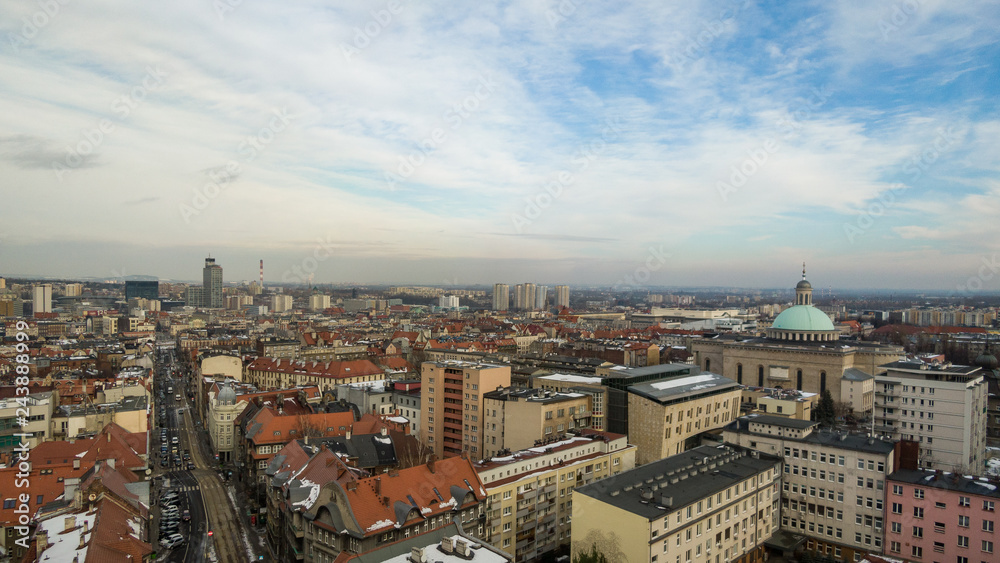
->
218, 383, 237, 405
975, 351, 999, 371
796, 279, 812, 290
771, 305, 836, 332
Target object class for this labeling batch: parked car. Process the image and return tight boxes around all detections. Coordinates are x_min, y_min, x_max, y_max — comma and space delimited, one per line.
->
182, 509, 190, 522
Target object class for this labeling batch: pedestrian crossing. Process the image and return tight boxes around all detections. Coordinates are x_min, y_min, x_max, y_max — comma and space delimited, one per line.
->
168, 485, 201, 492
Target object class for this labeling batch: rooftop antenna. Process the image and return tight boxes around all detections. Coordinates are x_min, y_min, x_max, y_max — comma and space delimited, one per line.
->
802, 262, 807, 280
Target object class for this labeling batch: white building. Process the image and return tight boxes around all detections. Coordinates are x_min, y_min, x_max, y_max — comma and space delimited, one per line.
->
439, 295, 460, 309
308, 293, 330, 312
555, 285, 569, 309
874, 360, 987, 472
33, 283, 52, 313
272, 294, 293, 313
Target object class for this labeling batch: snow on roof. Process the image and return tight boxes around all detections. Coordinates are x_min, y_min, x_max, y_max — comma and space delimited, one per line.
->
38, 508, 97, 562
648, 374, 717, 391
292, 478, 322, 510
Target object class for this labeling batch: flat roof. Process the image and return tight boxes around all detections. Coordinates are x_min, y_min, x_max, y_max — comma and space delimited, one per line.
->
535, 373, 604, 384
574, 444, 781, 520
889, 469, 1000, 498
629, 372, 739, 403
603, 363, 695, 379
727, 417, 897, 454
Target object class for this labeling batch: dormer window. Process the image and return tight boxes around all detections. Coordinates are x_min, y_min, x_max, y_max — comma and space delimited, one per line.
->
274, 431, 281, 436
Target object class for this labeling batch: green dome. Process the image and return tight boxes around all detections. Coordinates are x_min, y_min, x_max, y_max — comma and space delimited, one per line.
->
771, 305, 836, 332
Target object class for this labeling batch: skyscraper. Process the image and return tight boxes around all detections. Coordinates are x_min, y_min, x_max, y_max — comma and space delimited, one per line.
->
203, 257, 223, 308
32, 284, 52, 313
555, 285, 570, 309
492, 283, 509, 311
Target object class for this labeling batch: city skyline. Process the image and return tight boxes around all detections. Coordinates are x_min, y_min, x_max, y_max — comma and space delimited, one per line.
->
1, 2, 998, 290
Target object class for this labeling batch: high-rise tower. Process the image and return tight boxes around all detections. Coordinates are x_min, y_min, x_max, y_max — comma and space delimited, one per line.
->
203, 257, 223, 308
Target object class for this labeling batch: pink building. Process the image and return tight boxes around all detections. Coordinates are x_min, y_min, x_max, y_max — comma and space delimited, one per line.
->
885, 469, 999, 563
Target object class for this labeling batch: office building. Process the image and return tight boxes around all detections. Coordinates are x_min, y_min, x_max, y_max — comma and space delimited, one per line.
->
476, 429, 636, 561
184, 286, 204, 307
627, 371, 742, 464
33, 283, 52, 313
124, 279, 159, 301
202, 257, 223, 308
595, 363, 700, 435
421, 361, 511, 459
555, 285, 570, 309
571, 444, 782, 563
724, 414, 907, 559
493, 283, 509, 311
439, 294, 460, 309
874, 360, 987, 472
482, 387, 593, 457
63, 283, 83, 296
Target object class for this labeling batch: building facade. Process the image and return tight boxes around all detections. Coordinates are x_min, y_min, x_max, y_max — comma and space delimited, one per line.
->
420, 361, 511, 459
571, 444, 782, 563
202, 257, 223, 308
874, 360, 987, 472
493, 283, 509, 311
476, 430, 636, 562
482, 388, 592, 457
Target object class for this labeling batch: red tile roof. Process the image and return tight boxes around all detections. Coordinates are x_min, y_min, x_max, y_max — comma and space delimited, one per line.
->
246, 357, 383, 380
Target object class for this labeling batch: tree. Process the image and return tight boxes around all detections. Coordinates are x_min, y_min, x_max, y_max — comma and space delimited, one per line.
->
815, 389, 836, 426
573, 545, 609, 563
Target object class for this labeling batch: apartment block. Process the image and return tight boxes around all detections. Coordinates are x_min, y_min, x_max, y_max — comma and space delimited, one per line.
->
493, 283, 509, 311
555, 285, 570, 309
421, 361, 511, 459
571, 444, 782, 563
884, 469, 999, 562
874, 360, 987, 472
533, 373, 608, 431
629, 372, 741, 464
482, 387, 592, 457
476, 429, 636, 562
724, 415, 907, 560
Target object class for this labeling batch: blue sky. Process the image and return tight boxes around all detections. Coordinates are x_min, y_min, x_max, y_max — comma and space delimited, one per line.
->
0, 0, 998, 290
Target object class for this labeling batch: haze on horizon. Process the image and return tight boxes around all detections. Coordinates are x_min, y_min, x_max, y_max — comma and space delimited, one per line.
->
1, 1, 998, 291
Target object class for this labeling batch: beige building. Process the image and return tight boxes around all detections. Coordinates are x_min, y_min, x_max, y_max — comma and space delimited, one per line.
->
476, 429, 636, 562
421, 360, 512, 459
724, 415, 903, 560
693, 272, 902, 400
571, 444, 781, 563
271, 294, 293, 312
0, 391, 56, 450
628, 372, 742, 465
482, 388, 592, 457
208, 382, 243, 461
874, 360, 987, 472
533, 373, 608, 431
741, 387, 817, 420
840, 368, 874, 415
308, 293, 330, 311
201, 353, 243, 381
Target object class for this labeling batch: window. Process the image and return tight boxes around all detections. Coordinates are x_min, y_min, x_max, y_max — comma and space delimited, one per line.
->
913, 526, 923, 538
985, 501, 995, 512
984, 520, 995, 532
914, 488, 925, 499
893, 484, 903, 495
892, 503, 903, 515
982, 540, 993, 553
958, 536, 969, 548
914, 507, 924, 518
959, 515, 970, 527
890, 541, 901, 553
891, 522, 902, 534
960, 496, 970, 507
911, 545, 921, 558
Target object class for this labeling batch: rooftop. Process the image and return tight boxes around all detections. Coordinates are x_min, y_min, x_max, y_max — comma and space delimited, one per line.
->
628, 372, 739, 403
573, 444, 780, 520
889, 469, 1000, 498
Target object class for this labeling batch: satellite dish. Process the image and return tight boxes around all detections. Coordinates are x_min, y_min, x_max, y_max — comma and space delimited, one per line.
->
88, 493, 96, 501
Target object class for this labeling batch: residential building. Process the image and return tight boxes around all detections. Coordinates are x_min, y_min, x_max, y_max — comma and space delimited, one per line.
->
874, 360, 987, 472
514, 284, 536, 311
571, 444, 782, 563
309, 293, 331, 311
741, 387, 817, 420
439, 295, 460, 309
245, 357, 385, 390
481, 387, 592, 457
272, 294, 294, 313
476, 429, 636, 561
266, 446, 487, 561
33, 283, 52, 314
0, 390, 56, 452
64, 282, 83, 296
535, 285, 548, 310
355, 524, 513, 562
627, 372, 742, 464
884, 469, 1000, 563
841, 368, 875, 416
724, 414, 908, 560
555, 285, 570, 309
203, 257, 223, 308
421, 361, 511, 459
493, 283, 509, 311
593, 363, 700, 435
184, 285, 204, 307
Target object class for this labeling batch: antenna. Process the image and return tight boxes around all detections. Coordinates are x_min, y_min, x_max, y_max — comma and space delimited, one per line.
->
260, 259, 264, 289
802, 262, 806, 280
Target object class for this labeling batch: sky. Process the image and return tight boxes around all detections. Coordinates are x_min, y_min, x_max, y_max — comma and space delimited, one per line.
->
1, 1, 998, 290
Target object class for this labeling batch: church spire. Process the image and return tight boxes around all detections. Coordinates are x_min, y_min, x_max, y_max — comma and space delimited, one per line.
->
802, 262, 806, 280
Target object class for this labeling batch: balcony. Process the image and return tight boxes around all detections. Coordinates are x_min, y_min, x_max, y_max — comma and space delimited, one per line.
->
876, 388, 899, 397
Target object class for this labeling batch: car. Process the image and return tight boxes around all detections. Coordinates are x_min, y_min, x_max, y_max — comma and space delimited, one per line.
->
161, 491, 179, 500
182, 509, 190, 522
187, 462, 195, 470
171, 436, 179, 444
160, 536, 184, 549
159, 459, 168, 467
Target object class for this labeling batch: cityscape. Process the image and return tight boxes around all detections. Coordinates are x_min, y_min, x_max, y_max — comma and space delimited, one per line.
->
2, 2, 1000, 563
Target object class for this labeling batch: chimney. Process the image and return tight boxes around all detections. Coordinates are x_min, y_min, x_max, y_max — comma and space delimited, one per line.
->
381, 426, 388, 437
441, 537, 454, 553
428, 455, 437, 474
73, 459, 80, 470
37, 531, 48, 553
64, 516, 76, 531
455, 539, 470, 556
78, 529, 87, 548
375, 477, 381, 496
346, 427, 352, 440
409, 547, 427, 563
